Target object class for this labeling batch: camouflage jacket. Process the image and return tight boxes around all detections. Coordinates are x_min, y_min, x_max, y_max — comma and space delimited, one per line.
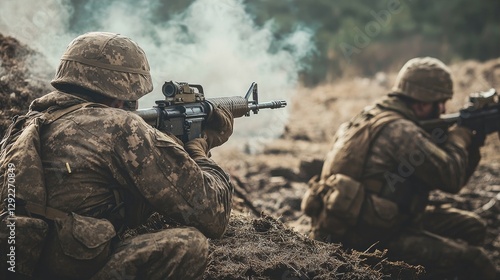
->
322, 96, 477, 216
31, 91, 233, 238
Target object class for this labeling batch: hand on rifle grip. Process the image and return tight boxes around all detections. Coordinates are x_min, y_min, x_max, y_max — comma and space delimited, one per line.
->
204, 105, 234, 149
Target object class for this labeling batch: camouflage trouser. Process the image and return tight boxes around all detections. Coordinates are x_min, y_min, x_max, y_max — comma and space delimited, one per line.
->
421, 204, 486, 245
385, 205, 497, 280
91, 227, 209, 280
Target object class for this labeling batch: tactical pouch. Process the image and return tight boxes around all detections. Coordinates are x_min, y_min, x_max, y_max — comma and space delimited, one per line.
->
0, 215, 49, 277
56, 212, 116, 260
306, 174, 365, 239
301, 175, 325, 217
323, 174, 365, 225
40, 213, 116, 279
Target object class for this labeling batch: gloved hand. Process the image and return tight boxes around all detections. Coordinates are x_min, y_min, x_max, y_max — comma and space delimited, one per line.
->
447, 125, 473, 150
184, 138, 209, 160
203, 103, 234, 149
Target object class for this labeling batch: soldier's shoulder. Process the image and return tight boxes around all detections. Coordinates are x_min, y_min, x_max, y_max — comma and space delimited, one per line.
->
379, 118, 424, 139
385, 118, 417, 128
80, 106, 145, 124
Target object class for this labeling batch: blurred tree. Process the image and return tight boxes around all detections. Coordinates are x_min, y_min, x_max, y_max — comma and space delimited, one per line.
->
245, 0, 500, 85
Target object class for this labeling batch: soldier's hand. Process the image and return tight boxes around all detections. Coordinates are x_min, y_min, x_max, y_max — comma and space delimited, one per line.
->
185, 138, 209, 160
204, 104, 234, 149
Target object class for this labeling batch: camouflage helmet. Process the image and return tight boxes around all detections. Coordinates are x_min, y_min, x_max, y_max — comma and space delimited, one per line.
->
391, 57, 453, 103
51, 32, 153, 101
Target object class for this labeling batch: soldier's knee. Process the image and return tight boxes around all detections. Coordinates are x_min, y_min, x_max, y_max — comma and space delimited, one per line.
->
159, 227, 209, 279
160, 227, 209, 260
177, 227, 209, 259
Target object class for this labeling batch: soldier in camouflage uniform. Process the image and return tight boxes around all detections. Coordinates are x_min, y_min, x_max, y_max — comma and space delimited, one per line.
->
302, 57, 498, 279
1, 32, 234, 279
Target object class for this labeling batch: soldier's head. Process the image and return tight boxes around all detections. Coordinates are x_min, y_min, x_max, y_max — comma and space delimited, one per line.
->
390, 57, 453, 120
51, 32, 153, 108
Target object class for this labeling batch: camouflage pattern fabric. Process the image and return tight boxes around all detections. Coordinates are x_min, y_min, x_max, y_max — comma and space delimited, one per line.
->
0, 216, 49, 278
23, 90, 233, 278
385, 228, 496, 279
313, 96, 497, 279
422, 204, 486, 246
51, 32, 153, 101
91, 227, 208, 280
391, 56, 454, 102
384, 204, 496, 279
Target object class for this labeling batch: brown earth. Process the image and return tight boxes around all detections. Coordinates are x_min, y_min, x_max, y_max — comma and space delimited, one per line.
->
0, 34, 52, 131
1, 33, 499, 279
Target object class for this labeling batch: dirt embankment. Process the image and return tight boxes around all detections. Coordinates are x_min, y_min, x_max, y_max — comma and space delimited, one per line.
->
0, 34, 52, 135
2, 33, 499, 279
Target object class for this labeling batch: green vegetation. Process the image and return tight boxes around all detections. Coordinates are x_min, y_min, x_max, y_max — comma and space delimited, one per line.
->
245, 0, 500, 85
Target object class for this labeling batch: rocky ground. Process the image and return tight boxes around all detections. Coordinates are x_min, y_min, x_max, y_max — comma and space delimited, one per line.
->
1, 33, 499, 279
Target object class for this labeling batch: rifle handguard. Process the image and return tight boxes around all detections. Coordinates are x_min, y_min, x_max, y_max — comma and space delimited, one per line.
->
206, 97, 249, 118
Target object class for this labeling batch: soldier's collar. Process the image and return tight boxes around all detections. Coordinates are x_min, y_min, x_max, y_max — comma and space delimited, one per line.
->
375, 96, 419, 123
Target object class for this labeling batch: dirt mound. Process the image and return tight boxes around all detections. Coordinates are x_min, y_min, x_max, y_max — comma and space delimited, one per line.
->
205, 214, 423, 280
0, 34, 52, 136
124, 212, 423, 280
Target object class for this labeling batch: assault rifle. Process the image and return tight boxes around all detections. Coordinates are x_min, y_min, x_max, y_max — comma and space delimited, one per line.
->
134, 81, 287, 142
420, 88, 500, 145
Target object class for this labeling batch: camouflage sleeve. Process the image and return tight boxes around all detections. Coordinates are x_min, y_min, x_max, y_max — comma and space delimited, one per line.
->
371, 119, 471, 193
113, 113, 233, 239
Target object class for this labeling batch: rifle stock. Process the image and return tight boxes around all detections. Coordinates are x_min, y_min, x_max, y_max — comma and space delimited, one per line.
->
135, 81, 287, 142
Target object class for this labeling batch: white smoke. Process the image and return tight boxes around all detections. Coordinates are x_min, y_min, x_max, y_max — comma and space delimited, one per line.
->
0, 0, 315, 141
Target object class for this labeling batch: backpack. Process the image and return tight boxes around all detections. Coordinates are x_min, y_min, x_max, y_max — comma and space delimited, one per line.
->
0, 103, 90, 278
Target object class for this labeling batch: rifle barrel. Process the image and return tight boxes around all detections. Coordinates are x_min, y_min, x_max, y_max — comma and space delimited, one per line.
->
248, 100, 287, 111
135, 108, 160, 127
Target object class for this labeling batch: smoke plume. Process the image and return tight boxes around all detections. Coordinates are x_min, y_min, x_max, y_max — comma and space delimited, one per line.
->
0, 0, 315, 142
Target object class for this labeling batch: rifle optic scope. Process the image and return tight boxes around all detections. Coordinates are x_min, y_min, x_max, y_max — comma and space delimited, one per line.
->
162, 81, 203, 99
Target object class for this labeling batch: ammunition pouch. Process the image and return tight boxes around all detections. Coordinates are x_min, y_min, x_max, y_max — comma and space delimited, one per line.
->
301, 175, 326, 218
39, 213, 116, 279
303, 174, 365, 239
303, 174, 402, 241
